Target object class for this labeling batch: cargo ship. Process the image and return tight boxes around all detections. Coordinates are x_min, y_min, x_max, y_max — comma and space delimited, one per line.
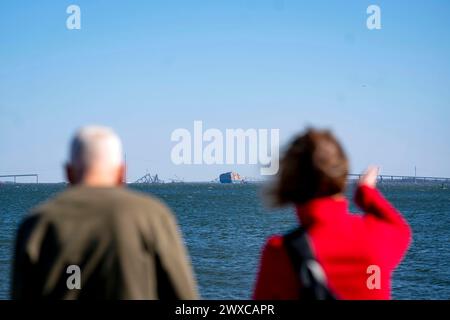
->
219, 172, 243, 184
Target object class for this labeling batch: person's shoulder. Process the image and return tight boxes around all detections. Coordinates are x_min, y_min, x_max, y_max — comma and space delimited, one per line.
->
259, 235, 292, 268
17, 190, 71, 233
113, 187, 167, 206
111, 187, 174, 218
103, 188, 179, 236
263, 235, 286, 253
26, 188, 71, 218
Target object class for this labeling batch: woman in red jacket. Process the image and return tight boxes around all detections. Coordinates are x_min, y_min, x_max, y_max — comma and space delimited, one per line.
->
253, 129, 412, 300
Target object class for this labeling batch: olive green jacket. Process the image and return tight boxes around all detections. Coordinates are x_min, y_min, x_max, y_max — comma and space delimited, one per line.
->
11, 186, 198, 300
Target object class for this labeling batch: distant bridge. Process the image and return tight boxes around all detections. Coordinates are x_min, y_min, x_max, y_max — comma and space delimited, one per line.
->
0, 174, 39, 183
210, 173, 450, 184
134, 173, 164, 184
348, 174, 450, 183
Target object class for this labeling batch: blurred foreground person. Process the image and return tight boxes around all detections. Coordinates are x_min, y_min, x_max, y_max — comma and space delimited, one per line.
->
12, 126, 198, 299
254, 129, 411, 300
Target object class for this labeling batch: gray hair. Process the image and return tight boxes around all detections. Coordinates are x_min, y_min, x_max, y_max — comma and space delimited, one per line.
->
69, 126, 123, 171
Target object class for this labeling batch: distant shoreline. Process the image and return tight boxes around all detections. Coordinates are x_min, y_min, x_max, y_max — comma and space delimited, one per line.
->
1, 180, 449, 186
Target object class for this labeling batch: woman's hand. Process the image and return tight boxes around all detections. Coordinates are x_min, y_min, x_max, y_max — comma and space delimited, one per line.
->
359, 166, 379, 188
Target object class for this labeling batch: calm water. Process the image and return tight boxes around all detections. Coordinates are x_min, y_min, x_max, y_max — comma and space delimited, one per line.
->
0, 183, 449, 299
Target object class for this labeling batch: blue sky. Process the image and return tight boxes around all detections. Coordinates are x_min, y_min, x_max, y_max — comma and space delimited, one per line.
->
1, 0, 449, 182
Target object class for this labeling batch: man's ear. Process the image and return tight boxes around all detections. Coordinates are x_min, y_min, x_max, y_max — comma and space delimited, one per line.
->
65, 163, 76, 185
117, 164, 126, 186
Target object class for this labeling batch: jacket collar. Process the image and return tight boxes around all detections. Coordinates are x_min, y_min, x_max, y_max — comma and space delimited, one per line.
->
296, 196, 349, 227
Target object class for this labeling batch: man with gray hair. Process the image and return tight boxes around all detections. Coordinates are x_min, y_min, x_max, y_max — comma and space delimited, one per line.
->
12, 125, 198, 299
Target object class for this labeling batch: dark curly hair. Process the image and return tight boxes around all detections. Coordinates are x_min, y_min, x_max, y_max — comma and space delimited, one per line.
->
269, 128, 349, 206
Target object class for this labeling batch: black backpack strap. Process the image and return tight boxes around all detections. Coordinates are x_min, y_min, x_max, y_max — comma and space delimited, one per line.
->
283, 227, 336, 300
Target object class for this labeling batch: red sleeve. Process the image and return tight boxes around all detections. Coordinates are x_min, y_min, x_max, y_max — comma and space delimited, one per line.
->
355, 185, 412, 268
253, 236, 300, 300
355, 185, 410, 228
